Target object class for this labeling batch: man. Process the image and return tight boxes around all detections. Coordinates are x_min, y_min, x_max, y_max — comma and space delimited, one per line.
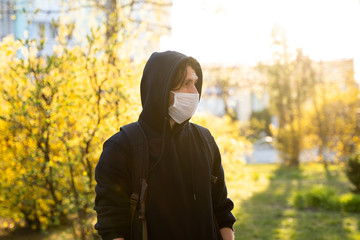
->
94, 51, 236, 240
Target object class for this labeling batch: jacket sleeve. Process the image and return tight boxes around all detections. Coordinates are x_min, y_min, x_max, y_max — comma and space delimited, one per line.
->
94, 132, 131, 240
211, 138, 236, 230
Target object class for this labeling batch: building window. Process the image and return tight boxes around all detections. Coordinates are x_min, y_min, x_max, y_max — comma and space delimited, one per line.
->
0, 0, 15, 39
29, 21, 57, 40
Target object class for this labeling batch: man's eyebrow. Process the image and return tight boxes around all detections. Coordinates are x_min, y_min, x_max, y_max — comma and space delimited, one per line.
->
185, 77, 198, 82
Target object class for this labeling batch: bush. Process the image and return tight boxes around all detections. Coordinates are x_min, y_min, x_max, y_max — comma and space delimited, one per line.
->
293, 191, 306, 209
345, 154, 360, 193
340, 193, 360, 213
292, 185, 341, 211
293, 185, 360, 213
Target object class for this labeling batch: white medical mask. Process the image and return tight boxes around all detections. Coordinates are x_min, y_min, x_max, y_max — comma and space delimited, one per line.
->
168, 91, 199, 124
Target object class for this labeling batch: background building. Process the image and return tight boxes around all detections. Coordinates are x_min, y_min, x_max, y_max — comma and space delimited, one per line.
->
198, 58, 356, 123
198, 65, 269, 122
0, 0, 171, 57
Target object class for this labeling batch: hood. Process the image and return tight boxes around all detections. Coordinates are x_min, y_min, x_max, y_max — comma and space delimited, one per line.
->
139, 51, 203, 134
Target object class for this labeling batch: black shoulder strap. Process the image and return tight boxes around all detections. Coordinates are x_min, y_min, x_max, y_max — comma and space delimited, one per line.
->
192, 123, 214, 165
120, 122, 149, 240
192, 124, 216, 180
120, 122, 149, 193
192, 123, 222, 240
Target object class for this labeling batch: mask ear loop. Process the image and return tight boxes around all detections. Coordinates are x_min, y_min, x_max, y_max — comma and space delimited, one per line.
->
170, 91, 177, 107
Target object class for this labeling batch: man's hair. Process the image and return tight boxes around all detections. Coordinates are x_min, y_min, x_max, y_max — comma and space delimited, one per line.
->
171, 57, 201, 91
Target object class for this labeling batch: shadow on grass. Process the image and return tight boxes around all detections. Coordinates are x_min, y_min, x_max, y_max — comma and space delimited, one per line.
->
234, 166, 303, 239
233, 165, 352, 240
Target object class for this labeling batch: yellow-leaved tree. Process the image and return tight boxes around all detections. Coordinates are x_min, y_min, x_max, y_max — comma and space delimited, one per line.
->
0, 22, 142, 240
303, 70, 360, 166
0, 0, 174, 238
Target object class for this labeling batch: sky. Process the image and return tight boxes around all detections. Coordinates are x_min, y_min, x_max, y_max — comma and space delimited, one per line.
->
160, 0, 360, 78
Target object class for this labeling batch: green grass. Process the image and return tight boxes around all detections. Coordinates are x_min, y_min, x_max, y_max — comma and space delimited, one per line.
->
230, 163, 360, 240
2, 163, 359, 239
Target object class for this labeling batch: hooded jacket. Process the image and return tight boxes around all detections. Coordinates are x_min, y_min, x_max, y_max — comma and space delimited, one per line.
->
94, 51, 236, 240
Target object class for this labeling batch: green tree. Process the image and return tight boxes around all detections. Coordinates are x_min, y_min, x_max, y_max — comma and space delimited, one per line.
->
260, 25, 315, 167
249, 108, 272, 141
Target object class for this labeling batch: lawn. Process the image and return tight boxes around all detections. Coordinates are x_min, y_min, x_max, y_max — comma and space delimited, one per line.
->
230, 163, 360, 240
1, 163, 359, 240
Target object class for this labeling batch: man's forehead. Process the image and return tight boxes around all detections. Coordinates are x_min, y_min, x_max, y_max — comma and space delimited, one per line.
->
186, 66, 198, 80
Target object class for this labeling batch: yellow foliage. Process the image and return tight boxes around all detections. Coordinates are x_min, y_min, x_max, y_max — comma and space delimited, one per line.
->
302, 82, 360, 161
0, 31, 142, 232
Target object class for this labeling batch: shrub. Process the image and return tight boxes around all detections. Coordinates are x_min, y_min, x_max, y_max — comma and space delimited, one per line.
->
292, 185, 341, 211
293, 191, 306, 209
293, 185, 360, 213
345, 154, 360, 193
340, 193, 360, 213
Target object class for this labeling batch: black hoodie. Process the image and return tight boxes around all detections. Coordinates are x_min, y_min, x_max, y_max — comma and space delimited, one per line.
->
94, 51, 235, 240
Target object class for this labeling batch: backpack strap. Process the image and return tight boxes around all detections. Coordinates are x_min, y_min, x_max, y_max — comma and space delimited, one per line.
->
120, 122, 149, 240
191, 123, 222, 240
192, 123, 217, 183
